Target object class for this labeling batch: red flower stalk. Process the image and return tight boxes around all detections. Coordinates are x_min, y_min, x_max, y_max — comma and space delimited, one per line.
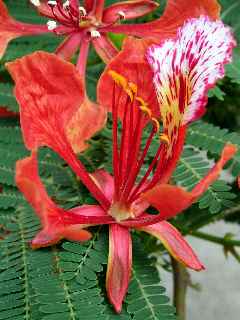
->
7, 16, 236, 313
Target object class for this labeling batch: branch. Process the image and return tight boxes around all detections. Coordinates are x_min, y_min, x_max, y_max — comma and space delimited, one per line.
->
190, 231, 240, 247
171, 257, 189, 320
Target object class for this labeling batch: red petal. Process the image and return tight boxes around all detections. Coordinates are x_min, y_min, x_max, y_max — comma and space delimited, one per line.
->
55, 34, 82, 61
92, 35, 118, 63
66, 97, 107, 153
90, 170, 114, 202
142, 144, 237, 220
137, 221, 204, 270
16, 151, 93, 248
6, 51, 84, 151
104, 0, 220, 40
106, 224, 132, 313
97, 37, 159, 121
103, 1, 159, 23
0, 1, 47, 59
7, 51, 110, 208
84, 0, 94, 12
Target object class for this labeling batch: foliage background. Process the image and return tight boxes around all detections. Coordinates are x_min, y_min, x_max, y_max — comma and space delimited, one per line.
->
0, 1, 239, 319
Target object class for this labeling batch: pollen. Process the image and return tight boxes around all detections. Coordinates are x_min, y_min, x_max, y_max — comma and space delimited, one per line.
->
90, 29, 101, 38
79, 6, 87, 16
108, 70, 136, 101
159, 133, 170, 145
63, 0, 70, 9
151, 117, 160, 133
30, 0, 41, 6
118, 11, 126, 20
47, 20, 57, 31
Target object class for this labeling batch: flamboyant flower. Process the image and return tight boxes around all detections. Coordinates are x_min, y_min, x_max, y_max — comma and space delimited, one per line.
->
0, 0, 222, 145
0, 0, 221, 64
7, 16, 236, 313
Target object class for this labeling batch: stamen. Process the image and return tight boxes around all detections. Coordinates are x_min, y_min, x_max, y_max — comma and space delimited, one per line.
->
151, 117, 160, 133
47, 20, 57, 30
79, 6, 87, 16
30, 0, 41, 6
108, 70, 137, 102
90, 29, 101, 38
159, 133, 170, 145
63, 0, 70, 9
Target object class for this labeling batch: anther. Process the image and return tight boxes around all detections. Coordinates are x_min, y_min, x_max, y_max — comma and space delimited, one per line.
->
139, 105, 152, 118
118, 11, 126, 20
47, 20, 57, 30
63, 0, 70, 9
47, 0, 57, 6
30, 0, 41, 6
109, 70, 128, 90
128, 82, 137, 95
79, 6, 87, 16
108, 70, 137, 102
159, 133, 170, 145
90, 29, 101, 38
151, 118, 160, 133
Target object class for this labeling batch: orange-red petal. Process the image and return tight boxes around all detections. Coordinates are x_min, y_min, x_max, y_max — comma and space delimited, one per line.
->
97, 37, 159, 121
66, 97, 107, 153
106, 224, 132, 313
6, 51, 85, 151
142, 144, 237, 220
0, 0, 47, 59
105, 0, 221, 40
55, 34, 82, 61
103, 1, 159, 23
137, 221, 204, 270
92, 35, 118, 63
16, 151, 94, 248
90, 170, 114, 202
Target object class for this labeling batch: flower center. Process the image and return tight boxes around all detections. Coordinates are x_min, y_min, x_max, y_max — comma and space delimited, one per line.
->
46, 0, 87, 33
108, 202, 134, 222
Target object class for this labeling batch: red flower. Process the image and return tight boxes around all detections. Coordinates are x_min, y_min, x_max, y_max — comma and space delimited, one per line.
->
0, 0, 222, 147
7, 16, 236, 313
0, 0, 221, 63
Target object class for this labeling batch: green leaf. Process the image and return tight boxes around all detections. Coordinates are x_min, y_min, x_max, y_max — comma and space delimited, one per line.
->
173, 146, 236, 214
126, 240, 176, 320
187, 121, 240, 177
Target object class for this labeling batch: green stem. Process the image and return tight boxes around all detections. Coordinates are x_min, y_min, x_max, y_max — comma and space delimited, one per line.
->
229, 248, 240, 263
190, 231, 240, 247
171, 257, 189, 320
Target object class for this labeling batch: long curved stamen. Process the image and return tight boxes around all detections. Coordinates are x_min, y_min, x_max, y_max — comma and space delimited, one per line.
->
47, 0, 85, 31
109, 70, 166, 206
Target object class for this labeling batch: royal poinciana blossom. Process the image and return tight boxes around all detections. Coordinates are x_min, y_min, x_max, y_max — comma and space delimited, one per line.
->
0, 0, 222, 134
7, 16, 236, 313
0, 0, 221, 62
